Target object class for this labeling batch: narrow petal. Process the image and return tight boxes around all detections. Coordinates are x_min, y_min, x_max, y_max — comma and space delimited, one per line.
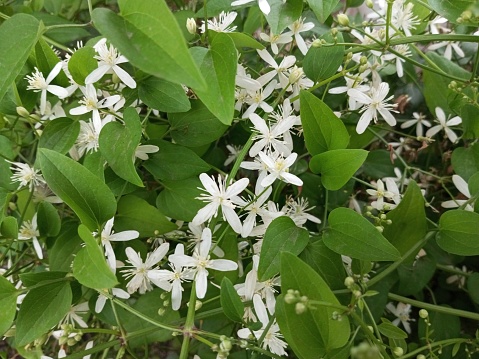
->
199, 173, 219, 196
113, 65, 137, 89
356, 112, 373, 134
258, 0, 270, 15
95, 295, 107, 313
452, 175, 470, 198
85, 65, 110, 85
171, 280, 183, 310
192, 202, 219, 225
199, 228, 212, 258
222, 205, 243, 234
225, 177, 250, 198
196, 269, 208, 298
209, 259, 238, 271
32, 237, 43, 259
253, 294, 269, 326
378, 108, 397, 126
46, 85, 68, 99
109, 230, 139, 241
146, 242, 170, 266
46, 62, 64, 84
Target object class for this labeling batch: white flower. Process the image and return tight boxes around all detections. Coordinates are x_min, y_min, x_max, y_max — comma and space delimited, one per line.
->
383, 44, 411, 78
442, 175, 474, 211
386, 302, 414, 334
237, 295, 288, 356
288, 17, 315, 55
61, 302, 89, 328
391, 0, 419, 37
240, 155, 270, 193
249, 113, 296, 157
8, 161, 45, 191
329, 74, 370, 110
348, 82, 397, 134
70, 84, 121, 131
25, 62, 68, 115
235, 186, 273, 238
258, 151, 303, 187
122, 243, 170, 294
169, 228, 238, 299
232, 0, 270, 15
366, 179, 397, 211
193, 173, 249, 234
429, 40, 465, 61
224, 144, 243, 166
256, 49, 296, 88
95, 288, 130, 313
75, 120, 101, 158
259, 31, 293, 55
86, 38, 136, 88
446, 265, 469, 288
283, 196, 321, 226
40, 101, 66, 123
199, 11, 237, 33
33, 183, 63, 204
18, 213, 43, 259
99, 217, 139, 271
401, 112, 431, 137
425, 107, 462, 143
242, 80, 277, 118
148, 244, 193, 310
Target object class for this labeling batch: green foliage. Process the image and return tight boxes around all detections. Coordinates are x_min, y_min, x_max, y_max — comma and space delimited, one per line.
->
428, 0, 477, 25
138, 76, 191, 113
220, 277, 244, 322
15, 280, 72, 346
324, 208, 401, 261
72, 224, 118, 289
304, 32, 344, 83
37, 201, 61, 237
258, 216, 309, 281
310, 149, 368, 190
0, 14, 42, 102
300, 90, 349, 156
437, 210, 479, 255
68, 47, 98, 86
156, 177, 204, 221
265, 0, 303, 34
0, 276, 18, 336
38, 117, 80, 154
306, 0, 341, 23
38, 148, 117, 231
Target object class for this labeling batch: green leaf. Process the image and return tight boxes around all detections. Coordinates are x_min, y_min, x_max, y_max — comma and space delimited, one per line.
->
156, 177, 205, 222
38, 117, 80, 154
116, 195, 177, 237
299, 240, 347, 290
191, 33, 237, 125
467, 273, 479, 305
169, 100, 229, 147
304, 32, 344, 83
19, 271, 68, 287
461, 104, 479, 140
0, 188, 9, 225
300, 91, 349, 156
382, 181, 427, 255
378, 322, 408, 339
265, 0, 303, 35
1, 216, 18, 239
309, 149, 368, 190
277, 252, 350, 357
428, 0, 476, 25
451, 145, 479, 181
0, 276, 18, 336
437, 210, 479, 255
91, 0, 206, 90
37, 201, 61, 237
72, 224, 118, 289
0, 14, 42, 102
324, 208, 401, 261
67, 46, 98, 86
99, 108, 143, 187
423, 52, 471, 115
138, 76, 191, 113
362, 150, 397, 178
306, 0, 340, 23
83, 151, 105, 181
220, 277, 244, 323
49, 221, 83, 272
258, 216, 309, 281
16, 281, 72, 346
396, 255, 436, 296
38, 148, 117, 231
143, 140, 210, 181
222, 32, 265, 50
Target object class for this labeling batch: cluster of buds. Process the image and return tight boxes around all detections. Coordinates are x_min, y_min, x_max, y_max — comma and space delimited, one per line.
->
284, 289, 311, 314
212, 336, 233, 359
57, 324, 83, 346
365, 208, 392, 233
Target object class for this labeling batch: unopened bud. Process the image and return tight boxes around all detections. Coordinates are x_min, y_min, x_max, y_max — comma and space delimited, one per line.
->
419, 309, 428, 318
220, 338, 233, 352
16, 106, 30, 118
337, 14, 350, 26
417, 355, 426, 359
366, 0, 373, 8
359, 65, 368, 74
331, 28, 338, 36
393, 347, 404, 356
359, 56, 368, 65
111, 72, 121, 84
311, 39, 322, 47
295, 302, 307, 314
376, 226, 384, 233
289, 67, 303, 84
386, 219, 392, 225
353, 290, 362, 298
284, 292, 297, 304
186, 18, 197, 34
344, 276, 355, 288
158, 308, 166, 316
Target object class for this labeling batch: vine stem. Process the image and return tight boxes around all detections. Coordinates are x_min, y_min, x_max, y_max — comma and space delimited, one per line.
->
179, 282, 197, 359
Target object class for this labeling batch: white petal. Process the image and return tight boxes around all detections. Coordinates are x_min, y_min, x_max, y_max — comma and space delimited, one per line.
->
125, 247, 143, 268
95, 295, 107, 313
113, 65, 137, 89
196, 269, 208, 298
146, 242, 170, 266
225, 177, 249, 198
452, 175, 470, 198
199, 173, 219, 195
258, 0, 270, 15
253, 294, 269, 326
356, 111, 373, 134
171, 280, 183, 310
85, 65, 110, 85
193, 202, 219, 225
281, 172, 303, 186
209, 259, 238, 271
109, 230, 139, 241
222, 205, 243, 234
199, 228, 212, 258
378, 108, 397, 126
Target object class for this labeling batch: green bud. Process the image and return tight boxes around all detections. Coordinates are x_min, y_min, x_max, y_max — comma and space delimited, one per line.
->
337, 13, 350, 26
417, 355, 426, 359
186, 18, 197, 34
295, 302, 307, 314
393, 347, 404, 356
16, 106, 30, 118
366, 0, 373, 8
419, 309, 428, 318
344, 276, 355, 288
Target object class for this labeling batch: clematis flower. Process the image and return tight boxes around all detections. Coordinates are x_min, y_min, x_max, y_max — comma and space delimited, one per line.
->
25, 62, 68, 115
8, 161, 45, 191
428, 40, 464, 61
348, 82, 398, 134
386, 302, 414, 334
199, 11, 237, 33
442, 175, 474, 211
288, 17, 315, 55
237, 294, 288, 356
401, 112, 431, 137
169, 228, 238, 299
18, 213, 43, 259
192, 173, 249, 234
235, 186, 273, 238
122, 243, 170, 294
85, 38, 136, 88
249, 113, 296, 157
391, 0, 419, 37
258, 151, 303, 187
259, 31, 293, 55
256, 49, 296, 88
95, 288, 130, 313
425, 107, 462, 143
99, 217, 139, 271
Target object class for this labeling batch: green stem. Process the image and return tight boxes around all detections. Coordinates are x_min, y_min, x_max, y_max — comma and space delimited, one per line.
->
226, 132, 254, 185
398, 338, 473, 359
179, 282, 197, 359
388, 293, 479, 321
385, 1, 393, 46
367, 231, 434, 288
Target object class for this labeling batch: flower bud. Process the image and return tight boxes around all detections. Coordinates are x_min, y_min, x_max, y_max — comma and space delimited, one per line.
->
289, 67, 304, 84
16, 106, 30, 118
419, 309, 429, 318
295, 302, 307, 314
366, 0, 373, 8
353, 290, 362, 298
337, 14, 350, 26
186, 18, 197, 34
376, 226, 383, 233
393, 347, 404, 356
344, 276, 355, 288
311, 39, 322, 48
220, 338, 233, 352
417, 355, 426, 359
158, 308, 166, 316
284, 292, 297, 304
